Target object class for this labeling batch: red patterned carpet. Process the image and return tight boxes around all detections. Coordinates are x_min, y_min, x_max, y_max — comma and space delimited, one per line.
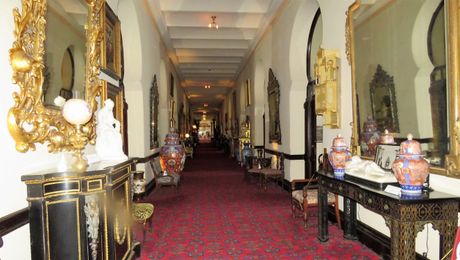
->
135, 141, 382, 259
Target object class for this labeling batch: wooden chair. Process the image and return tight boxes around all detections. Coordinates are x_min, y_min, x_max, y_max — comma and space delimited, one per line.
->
290, 149, 341, 229
246, 156, 271, 184
132, 203, 154, 243
259, 154, 284, 191
183, 142, 194, 158
149, 158, 180, 192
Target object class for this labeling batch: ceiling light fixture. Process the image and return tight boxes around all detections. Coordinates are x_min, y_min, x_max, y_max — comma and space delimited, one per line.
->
205, 85, 211, 89
208, 16, 219, 29
204, 104, 208, 107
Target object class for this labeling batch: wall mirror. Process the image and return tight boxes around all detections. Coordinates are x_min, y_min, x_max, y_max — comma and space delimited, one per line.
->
347, 0, 460, 178
8, 0, 105, 153
150, 75, 159, 149
268, 68, 281, 144
43, 0, 88, 107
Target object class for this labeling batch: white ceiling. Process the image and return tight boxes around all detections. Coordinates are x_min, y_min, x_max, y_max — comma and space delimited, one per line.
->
148, 0, 289, 120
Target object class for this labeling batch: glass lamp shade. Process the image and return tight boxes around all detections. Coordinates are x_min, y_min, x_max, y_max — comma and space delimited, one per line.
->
62, 99, 92, 125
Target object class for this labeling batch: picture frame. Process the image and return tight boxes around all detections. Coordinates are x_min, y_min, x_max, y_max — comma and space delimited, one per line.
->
101, 3, 121, 80
374, 144, 399, 171
245, 79, 251, 106
150, 75, 159, 149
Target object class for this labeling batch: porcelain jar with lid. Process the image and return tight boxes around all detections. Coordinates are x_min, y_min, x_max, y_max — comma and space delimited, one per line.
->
329, 133, 351, 176
160, 127, 186, 174
392, 134, 429, 194
380, 129, 395, 144
360, 116, 381, 157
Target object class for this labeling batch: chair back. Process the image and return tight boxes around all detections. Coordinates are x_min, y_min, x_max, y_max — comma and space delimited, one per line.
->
322, 148, 333, 172
246, 156, 257, 169
149, 158, 163, 178
278, 153, 284, 170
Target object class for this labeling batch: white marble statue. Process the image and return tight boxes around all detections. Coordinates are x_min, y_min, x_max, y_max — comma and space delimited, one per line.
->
95, 99, 128, 161
345, 156, 397, 183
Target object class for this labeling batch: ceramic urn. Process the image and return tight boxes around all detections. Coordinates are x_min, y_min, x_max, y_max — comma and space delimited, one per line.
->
392, 134, 429, 194
360, 116, 381, 157
160, 127, 186, 174
329, 133, 351, 176
380, 129, 395, 144
241, 142, 253, 166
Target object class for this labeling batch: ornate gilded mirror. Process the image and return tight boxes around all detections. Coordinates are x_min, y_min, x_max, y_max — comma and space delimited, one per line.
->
369, 64, 399, 133
268, 68, 281, 144
150, 75, 159, 149
347, 0, 460, 178
8, 0, 105, 154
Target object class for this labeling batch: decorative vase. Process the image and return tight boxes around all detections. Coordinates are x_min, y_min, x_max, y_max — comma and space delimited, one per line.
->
380, 129, 395, 144
329, 133, 351, 176
360, 116, 381, 157
241, 142, 253, 166
132, 171, 146, 201
160, 127, 186, 174
392, 134, 429, 194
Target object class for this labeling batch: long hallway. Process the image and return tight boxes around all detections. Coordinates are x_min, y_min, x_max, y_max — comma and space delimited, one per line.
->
135, 142, 381, 259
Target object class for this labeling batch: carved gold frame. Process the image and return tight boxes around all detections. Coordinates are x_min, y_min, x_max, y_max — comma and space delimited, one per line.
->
346, 0, 460, 179
7, 0, 105, 154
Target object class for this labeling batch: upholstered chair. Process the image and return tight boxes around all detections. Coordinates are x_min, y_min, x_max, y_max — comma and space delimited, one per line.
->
290, 149, 341, 229
149, 158, 180, 192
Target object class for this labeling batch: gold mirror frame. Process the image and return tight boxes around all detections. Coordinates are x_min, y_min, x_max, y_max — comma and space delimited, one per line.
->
8, 0, 105, 153
347, 0, 460, 179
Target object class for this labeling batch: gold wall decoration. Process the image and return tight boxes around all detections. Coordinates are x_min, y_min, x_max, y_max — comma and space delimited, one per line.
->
346, 0, 460, 179
8, 0, 106, 154
314, 46, 340, 129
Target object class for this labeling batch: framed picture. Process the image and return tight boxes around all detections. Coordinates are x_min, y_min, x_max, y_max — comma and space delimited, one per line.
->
245, 79, 251, 106
101, 3, 121, 80
374, 144, 399, 171
150, 75, 159, 149
170, 74, 174, 97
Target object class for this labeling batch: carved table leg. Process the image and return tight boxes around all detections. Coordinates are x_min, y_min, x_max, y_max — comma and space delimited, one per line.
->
318, 183, 329, 242
384, 217, 417, 260
432, 219, 457, 259
343, 197, 358, 240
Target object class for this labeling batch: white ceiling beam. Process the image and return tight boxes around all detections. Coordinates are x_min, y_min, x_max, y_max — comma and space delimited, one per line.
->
158, 0, 272, 13
169, 27, 257, 40
181, 68, 238, 73
178, 56, 242, 63
179, 63, 239, 69
163, 12, 264, 28
172, 39, 250, 49
176, 49, 246, 57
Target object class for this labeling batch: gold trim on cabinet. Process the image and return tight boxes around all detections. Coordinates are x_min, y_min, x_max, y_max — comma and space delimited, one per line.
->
7, 0, 105, 154
24, 173, 107, 185
87, 179, 103, 191
43, 180, 80, 196
346, 0, 460, 179
46, 198, 81, 260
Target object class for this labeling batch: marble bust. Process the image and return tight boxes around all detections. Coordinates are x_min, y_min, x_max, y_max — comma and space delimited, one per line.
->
95, 99, 128, 161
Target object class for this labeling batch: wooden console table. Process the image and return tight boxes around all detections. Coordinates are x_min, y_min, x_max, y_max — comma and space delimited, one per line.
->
317, 170, 460, 260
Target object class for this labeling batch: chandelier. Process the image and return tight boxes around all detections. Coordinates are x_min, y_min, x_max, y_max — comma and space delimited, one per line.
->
208, 16, 219, 29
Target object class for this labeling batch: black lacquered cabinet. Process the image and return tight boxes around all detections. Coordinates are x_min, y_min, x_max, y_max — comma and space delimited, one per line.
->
22, 160, 140, 260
